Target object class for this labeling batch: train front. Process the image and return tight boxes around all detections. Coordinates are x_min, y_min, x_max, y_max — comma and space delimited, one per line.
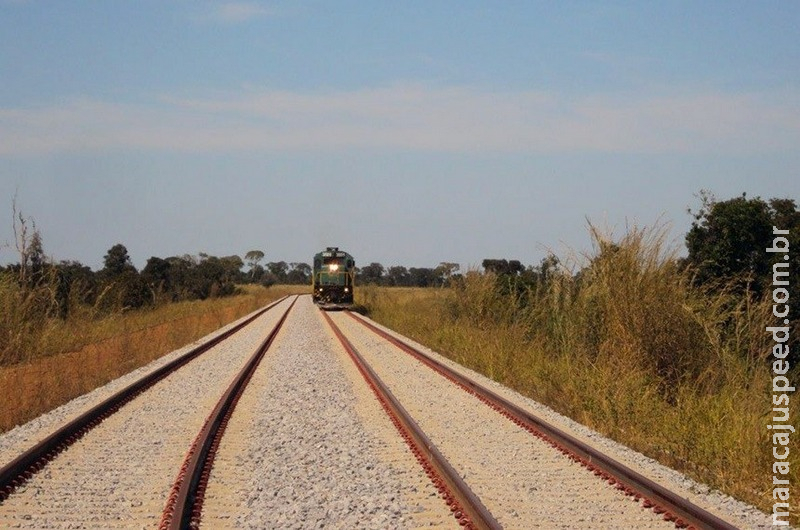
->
313, 248, 355, 305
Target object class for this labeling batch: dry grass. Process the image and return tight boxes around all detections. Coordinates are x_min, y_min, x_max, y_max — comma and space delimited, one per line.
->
358, 225, 797, 524
0, 285, 307, 433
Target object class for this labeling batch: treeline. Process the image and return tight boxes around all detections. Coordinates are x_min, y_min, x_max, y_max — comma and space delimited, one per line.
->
354, 262, 461, 287
0, 211, 318, 364
1, 210, 464, 326
3, 232, 314, 320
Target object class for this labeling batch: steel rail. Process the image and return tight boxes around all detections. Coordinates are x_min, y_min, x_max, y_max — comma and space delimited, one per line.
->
0, 296, 289, 504
346, 311, 740, 530
160, 295, 297, 530
323, 310, 501, 530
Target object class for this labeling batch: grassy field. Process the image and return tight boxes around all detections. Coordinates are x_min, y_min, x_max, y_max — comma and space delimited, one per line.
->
357, 228, 797, 524
0, 284, 307, 433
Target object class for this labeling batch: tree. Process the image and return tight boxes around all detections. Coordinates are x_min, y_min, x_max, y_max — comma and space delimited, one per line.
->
386, 265, 410, 287
27, 230, 46, 285
482, 259, 524, 276
359, 262, 385, 285
97, 244, 150, 310
249, 264, 266, 283
55, 260, 97, 318
244, 250, 265, 282
267, 261, 288, 283
686, 192, 780, 297
188, 255, 242, 299
286, 262, 311, 285
408, 267, 437, 287
220, 255, 244, 284
164, 256, 193, 300
142, 257, 173, 302
519, 255, 560, 288
435, 262, 460, 286
102, 244, 136, 277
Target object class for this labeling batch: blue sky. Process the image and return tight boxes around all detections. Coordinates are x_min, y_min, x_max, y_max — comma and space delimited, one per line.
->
1, 1, 798, 271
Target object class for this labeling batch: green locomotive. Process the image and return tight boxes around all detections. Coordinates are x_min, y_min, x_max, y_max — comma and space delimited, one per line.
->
312, 247, 355, 305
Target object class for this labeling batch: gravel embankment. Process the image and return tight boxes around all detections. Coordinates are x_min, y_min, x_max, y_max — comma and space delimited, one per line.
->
0, 297, 294, 529
202, 295, 454, 529
342, 311, 779, 530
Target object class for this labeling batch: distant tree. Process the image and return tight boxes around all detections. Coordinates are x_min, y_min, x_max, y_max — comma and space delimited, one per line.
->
386, 265, 410, 287
267, 261, 288, 283
359, 262, 385, 285
286, 262, 311, 285
102, 244, 136, 277
260, 272, 278, 287
408, 267, 437, 287
244, 250, 265, 282
164, 256, 193, 300
434, 262, 460, 286
97, 244, 148, 310
482, 259, 524, 276
190, 255, 242, 298
141, 257, 173, 303
249, 264, 266, 283
220, 255, 244, 283
54, 260, 97, 318
27, 230, 46, 285
520, 255, 560, 287
109, 269, 149, 310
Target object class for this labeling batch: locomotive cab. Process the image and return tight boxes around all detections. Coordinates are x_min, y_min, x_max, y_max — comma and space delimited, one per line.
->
312, 247, 355, 305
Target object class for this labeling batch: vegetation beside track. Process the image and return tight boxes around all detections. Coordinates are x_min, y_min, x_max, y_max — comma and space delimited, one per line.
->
357, 225, 798, 524
0, 285, 306, 434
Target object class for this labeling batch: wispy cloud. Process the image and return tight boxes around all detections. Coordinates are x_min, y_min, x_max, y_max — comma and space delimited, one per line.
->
2, 84, 798, 156
200, 2, 276, 24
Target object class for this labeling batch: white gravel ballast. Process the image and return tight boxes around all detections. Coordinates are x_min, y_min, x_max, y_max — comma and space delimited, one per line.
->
201, 295, 453, 529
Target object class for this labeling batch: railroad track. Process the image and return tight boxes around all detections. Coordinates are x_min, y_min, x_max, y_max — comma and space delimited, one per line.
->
0, 296, 295, 528
323, 309, 499, 530
159, 296, 296, 529
323, 309, 746, 530
0, 295, 765, 528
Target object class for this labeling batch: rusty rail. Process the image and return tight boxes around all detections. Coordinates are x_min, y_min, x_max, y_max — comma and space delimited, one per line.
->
323, 310, 501, 530
160, 296, 297, 530
0, 296, 289, 504
346, 311, 739, 530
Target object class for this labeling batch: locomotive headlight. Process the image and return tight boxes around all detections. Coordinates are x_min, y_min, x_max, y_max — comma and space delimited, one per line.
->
344, 287, 349, 292
329, 264, 339, 271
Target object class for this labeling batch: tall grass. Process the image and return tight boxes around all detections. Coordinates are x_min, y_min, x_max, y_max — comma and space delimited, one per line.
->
0, 270, 61, 366
359, 224, 796, 523
0, 284, 306, 433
